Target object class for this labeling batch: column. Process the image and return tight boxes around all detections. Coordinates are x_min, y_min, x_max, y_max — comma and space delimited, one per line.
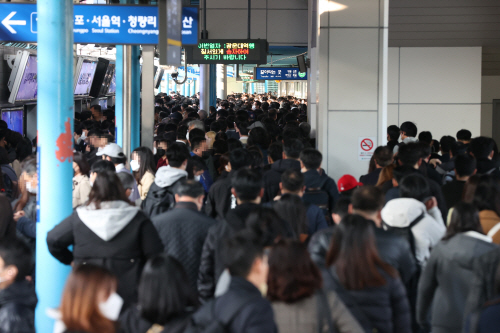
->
265, 80, 268, 93
181, 82, 186, 96
312, 0, 388, 181
115, 46, 123, 146
130, 46, 141, 151
199, 64, 210, 110
191, 78, 196, 97
141, 46, 155, 149
36, 0, 73, 331
166, 74, 171, 94
216, 64, 227, 99
209, 64, 217, 108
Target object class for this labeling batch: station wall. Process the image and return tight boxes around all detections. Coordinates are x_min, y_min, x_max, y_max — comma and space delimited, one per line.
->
387, 46, 482, 140
481, 76, 500, 137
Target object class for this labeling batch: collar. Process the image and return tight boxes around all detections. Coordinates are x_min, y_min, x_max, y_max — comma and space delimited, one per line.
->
115, 163, 126, 172
463, 231, 492, 243
174, 201, 199, 211
229, 276, 262, 296
176, 140, 186, 144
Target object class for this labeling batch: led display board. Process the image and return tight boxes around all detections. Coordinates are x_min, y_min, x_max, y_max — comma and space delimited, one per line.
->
185, 39, 268, 65
254, 67, 307, 80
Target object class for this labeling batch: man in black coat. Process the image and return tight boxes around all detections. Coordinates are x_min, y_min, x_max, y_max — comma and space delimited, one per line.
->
198, 169, 263, 301
0, 239, 37, 333
262, 138, 304, 202
151, 180, 216, 294
205, 148, 253, 220
212, 230, 277, 333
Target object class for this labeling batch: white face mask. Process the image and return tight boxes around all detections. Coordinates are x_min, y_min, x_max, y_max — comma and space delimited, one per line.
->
186, 132, 190, 141
99, 292, 123, 321
80, 132, 87, 141
130, 159, 140, 172
26, 181, 37, 194
76, 136, 82, 145
89, 180, 93, 187
194, 175, 201, 181
252, 105, 256, 110
153, 147, 157, 155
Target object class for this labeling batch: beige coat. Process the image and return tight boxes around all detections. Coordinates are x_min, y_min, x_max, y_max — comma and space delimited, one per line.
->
138, 171, 155, 200
272, 291, 363, 333
73, 174, 91, 208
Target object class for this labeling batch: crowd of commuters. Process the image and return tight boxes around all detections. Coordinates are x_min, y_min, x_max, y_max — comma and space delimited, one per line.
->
3, 91, 500, 333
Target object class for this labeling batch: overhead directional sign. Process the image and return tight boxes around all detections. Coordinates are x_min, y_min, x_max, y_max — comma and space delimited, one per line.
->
254, 67, 307, 80
181, 7, 198, 46
0, 3, 160, 44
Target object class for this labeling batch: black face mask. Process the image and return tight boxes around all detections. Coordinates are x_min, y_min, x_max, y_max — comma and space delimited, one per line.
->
156, 148, 166, 157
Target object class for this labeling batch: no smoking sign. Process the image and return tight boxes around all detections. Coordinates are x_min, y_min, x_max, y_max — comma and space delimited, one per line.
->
358, 137, 376, 161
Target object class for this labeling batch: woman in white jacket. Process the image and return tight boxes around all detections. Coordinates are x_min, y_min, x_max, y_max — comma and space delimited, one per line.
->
73, 153, 92, 208
381, 173, 446, 267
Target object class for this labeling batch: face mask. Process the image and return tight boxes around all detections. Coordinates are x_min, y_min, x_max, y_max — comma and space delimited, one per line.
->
258, 283, 268, 297
156, 148, 165, 157
153, 147, 157, 155
130, 159, 140, 172
252, 105, 256, 110
26, 182, 37, 194
90, 180, 93, 187
99, 292, 123, 321
76, 136, 82, 145
80, 132, 87, 141
194, 175, 201, 181
186, 132, 190, 141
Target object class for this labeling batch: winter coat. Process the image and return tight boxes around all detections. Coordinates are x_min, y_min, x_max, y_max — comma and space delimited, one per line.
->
323, 267, 411, 333
205, 170, 236, 220
213, 276, 277, 333
0, 194, 16, 241
417, 232, 498, 333
476, 298, 500, 333
441, 179, 466, 212
119, 305, 192, 333
116, 165, 141, 203
137, 171, 155, 201
308, 221, 417, 284
198, 203, 259, 301
359, 168, 382, 186
151, 202, 216, 293
0, 280, 37, 333
72, 174, 91, 208
393, 137, 419, 154
303, 169, 339, 213
46, 200, 164, 306
381, 198, 446, 266
272, 291, 363, 333
262, 159, 301, 202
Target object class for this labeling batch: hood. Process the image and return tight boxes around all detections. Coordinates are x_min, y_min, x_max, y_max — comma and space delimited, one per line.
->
155, 165, 188, 188
76, 201, 139, 241
402, 137, 419, 144
381, 198, 426, 227
0, 281, 37, 309
271, 159, 301, 173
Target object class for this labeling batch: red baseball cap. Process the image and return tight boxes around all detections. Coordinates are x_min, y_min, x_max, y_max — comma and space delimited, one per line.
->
338, 174, 363, 192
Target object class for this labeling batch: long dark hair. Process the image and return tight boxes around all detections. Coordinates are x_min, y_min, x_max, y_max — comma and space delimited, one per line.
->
473, 175, 500, 216
267, 239, 322, 303
73, 152, 90, 176
443, 202, 483, 240
273, 194, 308, 238
15, 138, 32, 162
87, 171, 132, 209
138, 255, 198, 325
132, 147, 156, 185
326, 215, 397, 290
463, 174, 480, 203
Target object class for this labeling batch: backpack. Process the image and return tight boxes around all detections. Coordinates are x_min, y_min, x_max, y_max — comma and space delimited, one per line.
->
303, 186, 331, 225
383, 212, 425, 259
141, 184, 176, 218
183, 296, 253, 333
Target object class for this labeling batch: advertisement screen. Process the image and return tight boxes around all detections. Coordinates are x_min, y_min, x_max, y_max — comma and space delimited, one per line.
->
75, 60, 97, 96
107, 72, 116, 94
1, 110, 24, 135
16, 55, 37, 101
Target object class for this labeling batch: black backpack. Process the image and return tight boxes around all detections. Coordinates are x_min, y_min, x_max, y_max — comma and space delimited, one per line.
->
141, 184, 176, 218
383, 212, 425, 259
183, 296, 253, 333
302, 178, 332, 225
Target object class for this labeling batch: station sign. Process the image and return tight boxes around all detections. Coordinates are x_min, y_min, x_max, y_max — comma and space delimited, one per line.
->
185, 39, 268, 65
254, 67, 307, 80
181, 7, 198, 46
0, 3, 193, 46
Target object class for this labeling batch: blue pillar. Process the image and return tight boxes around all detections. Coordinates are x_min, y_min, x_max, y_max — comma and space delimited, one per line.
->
265, 80, 268, 93
115, 46, 123, 146
130, 46, 141, 151
191, 79, 195, 96
174, 82, 177, 94
250, 83, 255, 94
209, 64, 217, 108
36, 0, 73, 331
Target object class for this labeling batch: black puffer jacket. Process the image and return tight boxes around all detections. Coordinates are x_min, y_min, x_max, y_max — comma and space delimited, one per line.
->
303, 169, 339, 212
0, 280, 37, 333
198, 203, 259, 301
151, 202, 216, 293
262, 159, 301, 202
323, 267, 411, 333
46, 201, 164, 306
205, 170, 236, 220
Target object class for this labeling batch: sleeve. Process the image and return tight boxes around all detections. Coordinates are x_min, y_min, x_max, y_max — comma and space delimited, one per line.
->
205, 185, 217, 218
390, 277, 412, 333
16, 217, 36, 239
0, 195, 14, 240
395, 238, 418, 284
328, 292, 364, 333
79, 180, 92, 206
46, 216, 75, 265
140, 173, 155, 201
139, 218, 164, 258
427, 207, 447, 248
240, 301, 277, 333
325, 178, 339, 213
311, 206, 328, 234
198, 227, 217, 302
307, 230, 331, 268
416, 250, 439, 329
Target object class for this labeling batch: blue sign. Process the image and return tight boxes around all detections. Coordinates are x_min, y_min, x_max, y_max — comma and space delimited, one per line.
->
0, 4, 160, 44
182, 7, 198, 46
178, 66, 200, 78
255, 67, 307, 80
